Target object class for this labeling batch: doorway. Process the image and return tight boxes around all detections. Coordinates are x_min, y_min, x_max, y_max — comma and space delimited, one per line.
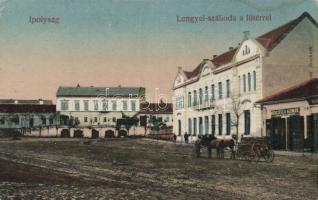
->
267, 117, 286, 150
287, 115, 304, 152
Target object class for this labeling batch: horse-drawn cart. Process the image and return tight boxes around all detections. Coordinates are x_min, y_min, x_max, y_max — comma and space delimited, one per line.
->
236, 137, 274, 162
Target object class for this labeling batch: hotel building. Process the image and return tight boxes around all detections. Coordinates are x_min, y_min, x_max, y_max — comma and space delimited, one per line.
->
172, 12, 318, 142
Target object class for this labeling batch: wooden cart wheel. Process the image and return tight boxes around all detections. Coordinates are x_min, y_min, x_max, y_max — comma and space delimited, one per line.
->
265, 150, 275, 162
251, 142, 261, 162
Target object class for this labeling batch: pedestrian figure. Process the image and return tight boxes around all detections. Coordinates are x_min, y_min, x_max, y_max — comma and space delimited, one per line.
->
173, 134, 177, 143
184, 132, 189, 144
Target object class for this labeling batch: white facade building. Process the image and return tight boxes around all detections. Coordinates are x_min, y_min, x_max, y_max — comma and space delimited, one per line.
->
172, 12, 318, 142
56, 86, 145, 129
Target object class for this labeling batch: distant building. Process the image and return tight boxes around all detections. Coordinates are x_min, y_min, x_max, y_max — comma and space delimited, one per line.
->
137, 102, 173, 128
173, 12, 318, 142
0, 99, 57, 134
56, 85, 145, 137
257, 79, 318, 152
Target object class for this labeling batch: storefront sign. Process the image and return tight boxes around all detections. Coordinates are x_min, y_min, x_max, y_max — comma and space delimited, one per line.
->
271, 107, 300, 117
307, 96, 318, 105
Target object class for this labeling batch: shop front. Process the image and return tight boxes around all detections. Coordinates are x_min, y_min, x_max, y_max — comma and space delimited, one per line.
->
257, 79, 318, 153
265, 107, 308, 151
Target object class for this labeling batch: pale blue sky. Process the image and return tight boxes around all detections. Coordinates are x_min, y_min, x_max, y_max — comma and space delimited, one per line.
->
0, 0, 317, 101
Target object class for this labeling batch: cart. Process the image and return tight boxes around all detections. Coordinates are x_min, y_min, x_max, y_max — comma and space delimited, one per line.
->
236, 137, 274, 162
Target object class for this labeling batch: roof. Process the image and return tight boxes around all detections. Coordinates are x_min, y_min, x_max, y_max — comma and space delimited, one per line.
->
0, 104, 56, 113
183, 62, 205, 79
139, 103, 173, 114
0, 99, 53, 105
211, 47, 238, 67
57, 86, 146, 97
256, 78, 318, 104
256, 12, 318, 50
179, 12, 317, 80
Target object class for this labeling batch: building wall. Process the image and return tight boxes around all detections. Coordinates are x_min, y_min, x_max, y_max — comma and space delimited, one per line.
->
0, 112, 58, 129
173, 17, 318, 142
56, 97, 141, 112
59, 111, 127, 128
173, 49, 264, 141
57, 96, 141, 129
263, 18, 318, 97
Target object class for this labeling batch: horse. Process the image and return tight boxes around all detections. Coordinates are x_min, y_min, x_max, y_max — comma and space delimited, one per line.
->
212, 139, 236, 159
195, 134, 235, 159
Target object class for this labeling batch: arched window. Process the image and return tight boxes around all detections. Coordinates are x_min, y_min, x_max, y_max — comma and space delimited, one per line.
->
243, 75, 246, 92
188, 118, 192, 135
204, 86, 209, 102
199, 88, 203, 104
211, 84, 215, 101
193, 118, 197, 136
253, 71, 256, 91
238, 76, 241, 94
193, 90, 197, 106
248, 72, 251, 92
188, 92, 192, 107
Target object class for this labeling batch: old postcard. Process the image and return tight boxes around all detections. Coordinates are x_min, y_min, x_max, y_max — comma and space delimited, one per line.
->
0, 0, 317, 199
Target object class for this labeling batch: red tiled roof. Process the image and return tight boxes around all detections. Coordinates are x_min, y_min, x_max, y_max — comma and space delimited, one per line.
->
256, 12, 317, 50
139, 103, 173, 114
256, 78, 318, 104
0, 104, 56, 113
211, 47, 238, 67
183, 62, 205, 79
181, 12, 317, 80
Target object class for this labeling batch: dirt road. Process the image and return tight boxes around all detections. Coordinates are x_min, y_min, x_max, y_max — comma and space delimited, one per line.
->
0, 138, 317, 199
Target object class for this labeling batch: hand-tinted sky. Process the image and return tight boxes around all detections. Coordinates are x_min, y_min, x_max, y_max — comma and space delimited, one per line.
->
0, 0, 317, 102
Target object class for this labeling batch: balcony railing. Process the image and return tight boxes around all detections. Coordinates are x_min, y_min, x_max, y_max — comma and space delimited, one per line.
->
192, 100, 215, 110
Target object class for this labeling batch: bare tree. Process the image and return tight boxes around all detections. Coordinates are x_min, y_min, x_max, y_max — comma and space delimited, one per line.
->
230, 95, 251, 144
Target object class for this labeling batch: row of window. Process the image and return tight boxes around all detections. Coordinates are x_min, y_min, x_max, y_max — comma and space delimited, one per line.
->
187, 79, 231, 107
79, 116, 117, 124
239, 71, 256, 93
178, 110, 251, 136
0, 116, 54, 126
61, 100, 136, 112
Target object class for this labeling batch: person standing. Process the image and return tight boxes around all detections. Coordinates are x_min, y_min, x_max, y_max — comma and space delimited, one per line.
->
173, 134, 177, 143
184, 132, 189, 144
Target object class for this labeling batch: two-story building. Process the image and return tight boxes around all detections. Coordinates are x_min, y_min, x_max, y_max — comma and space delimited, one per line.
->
173, 12, 318, 143
56, 85, 145, 137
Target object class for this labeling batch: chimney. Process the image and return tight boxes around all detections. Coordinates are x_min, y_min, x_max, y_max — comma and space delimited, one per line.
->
178, 66, 183, 72
213, 55, 218, 59
76, 84, 80, 88
243, 31, 250, 41
229, 47, 234, 50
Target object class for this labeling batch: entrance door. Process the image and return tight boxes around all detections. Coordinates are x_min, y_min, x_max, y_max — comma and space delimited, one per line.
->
178, 120, 181, 136
306, 115, 314, 152
267, 118, 286, 150
288, 116, 304, 152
